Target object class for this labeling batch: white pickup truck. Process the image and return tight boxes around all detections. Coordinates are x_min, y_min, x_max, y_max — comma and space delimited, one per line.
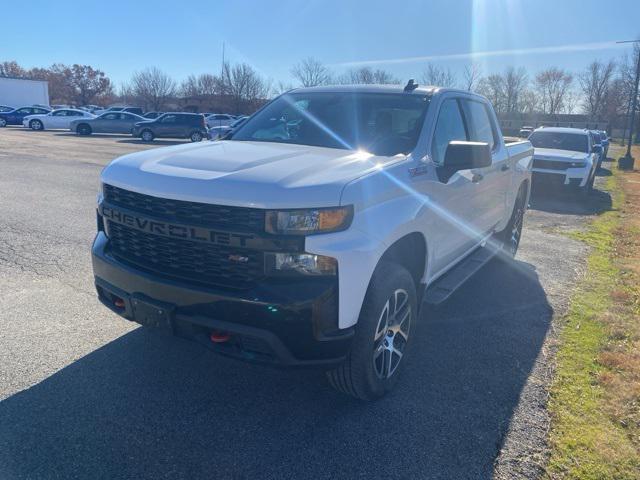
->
93, 83, 533, 400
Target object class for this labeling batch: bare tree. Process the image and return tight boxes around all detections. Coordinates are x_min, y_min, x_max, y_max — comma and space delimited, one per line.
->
503, 67, 528, 113
519, 89, 538, 114
579, 60, 616, 118
477, 74, 506, 113
462, 63, 481, 91
337, 67, 399, 85
534, 67, 573, 114
421, 64, 457, 87
221, 62, 271, 113
291, 57, 332, 87
130, 67, 177, 111
180, 73, 221, 98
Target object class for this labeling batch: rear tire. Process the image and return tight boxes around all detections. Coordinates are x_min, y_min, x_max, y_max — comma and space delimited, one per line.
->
141, 129, 154, 142
498, 184, 527, 258
76, 124, 91, 135
326, 262, 416, 401
30, 119, 43, 131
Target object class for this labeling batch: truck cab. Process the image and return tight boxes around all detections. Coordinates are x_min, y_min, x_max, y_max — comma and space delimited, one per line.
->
93, 84, 532, 400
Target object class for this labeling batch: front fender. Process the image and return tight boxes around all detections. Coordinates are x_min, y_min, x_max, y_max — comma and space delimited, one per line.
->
305, 194, 428, 329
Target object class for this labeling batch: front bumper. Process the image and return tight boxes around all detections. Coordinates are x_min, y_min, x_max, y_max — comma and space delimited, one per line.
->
531, 165, 591, 188
92, 232, 353, 368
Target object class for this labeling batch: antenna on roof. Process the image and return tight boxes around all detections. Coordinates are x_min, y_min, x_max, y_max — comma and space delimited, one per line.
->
404, 79, 418, 92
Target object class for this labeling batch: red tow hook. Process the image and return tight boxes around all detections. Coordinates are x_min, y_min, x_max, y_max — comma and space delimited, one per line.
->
210, 330, 231, 343
113, 297, 125, 309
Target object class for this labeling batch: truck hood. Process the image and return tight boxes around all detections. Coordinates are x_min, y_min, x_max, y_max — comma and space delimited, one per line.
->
101, 140, 402, 209
533, 148, 589, 161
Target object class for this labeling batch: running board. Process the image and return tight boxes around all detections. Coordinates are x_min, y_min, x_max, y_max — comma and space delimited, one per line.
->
423, 244, 500, 305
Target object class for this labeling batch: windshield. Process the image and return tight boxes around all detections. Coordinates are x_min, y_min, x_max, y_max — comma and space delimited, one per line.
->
231, 91, 431, 156
528, 131, 589, 153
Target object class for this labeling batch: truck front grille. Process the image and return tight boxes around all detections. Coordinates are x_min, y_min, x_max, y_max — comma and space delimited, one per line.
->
103, 184, 265, 232
532, 159, 569, 170
107, 221, 264, 289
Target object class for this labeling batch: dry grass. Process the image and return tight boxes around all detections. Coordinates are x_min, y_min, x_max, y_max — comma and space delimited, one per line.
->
545, 146, 640, 479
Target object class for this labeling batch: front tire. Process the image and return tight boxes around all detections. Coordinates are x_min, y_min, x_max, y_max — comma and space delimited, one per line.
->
0, 118, 6, 127
76, 124, 92, 135
140, 129, 154, 142
30, 119, 43, 131
190, 131, 203, 142
326, 262, 416, 401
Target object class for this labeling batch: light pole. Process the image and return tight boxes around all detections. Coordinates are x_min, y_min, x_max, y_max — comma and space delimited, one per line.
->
618, 39, 640, 170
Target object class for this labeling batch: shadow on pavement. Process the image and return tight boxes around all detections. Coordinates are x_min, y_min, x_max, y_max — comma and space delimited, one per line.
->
53, 132, 131, 139
529, 174, 612, 216
0, 258, 551, 480
117, 138, 186, 146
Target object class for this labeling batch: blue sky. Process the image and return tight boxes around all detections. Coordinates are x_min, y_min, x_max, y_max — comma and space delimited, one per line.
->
4, 0, 639, 88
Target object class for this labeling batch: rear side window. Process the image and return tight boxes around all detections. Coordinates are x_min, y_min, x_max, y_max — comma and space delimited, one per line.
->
431, 98, 467, 165
461, 100, 496, 150
161, 114, 178, 123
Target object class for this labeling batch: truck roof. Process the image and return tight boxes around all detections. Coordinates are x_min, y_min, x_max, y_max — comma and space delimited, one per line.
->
287, 84, 476, 97
533, 126, 589, 135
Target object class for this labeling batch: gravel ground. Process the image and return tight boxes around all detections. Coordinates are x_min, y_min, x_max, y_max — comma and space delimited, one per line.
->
0, 127, 612, 479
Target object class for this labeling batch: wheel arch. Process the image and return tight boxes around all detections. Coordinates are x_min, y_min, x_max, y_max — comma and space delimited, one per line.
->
377, 232, 427, 292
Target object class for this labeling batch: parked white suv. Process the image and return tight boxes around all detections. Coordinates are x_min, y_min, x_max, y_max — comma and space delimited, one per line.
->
529, 127, 599, 195
92, 84, 533, 400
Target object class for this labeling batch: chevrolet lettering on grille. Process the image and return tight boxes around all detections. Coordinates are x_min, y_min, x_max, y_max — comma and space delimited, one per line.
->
100, 205, 256, 248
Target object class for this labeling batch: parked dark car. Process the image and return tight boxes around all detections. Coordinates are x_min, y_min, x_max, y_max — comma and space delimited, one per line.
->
0, 106, 51, 127
132, 112, 208, 142
143, 111, 164, 119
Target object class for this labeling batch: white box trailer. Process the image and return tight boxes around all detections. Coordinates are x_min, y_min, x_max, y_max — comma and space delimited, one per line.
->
0, 77, 49, 108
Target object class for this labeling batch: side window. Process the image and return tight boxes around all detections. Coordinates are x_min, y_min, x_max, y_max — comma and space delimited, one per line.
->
103, 113, 119, 120
16, 108, 32, 114
34, 108, 49, 114
461, 99, 496, 150
431, 98, 467, 165
161, 114, 178, 123
52, 110, 67, 116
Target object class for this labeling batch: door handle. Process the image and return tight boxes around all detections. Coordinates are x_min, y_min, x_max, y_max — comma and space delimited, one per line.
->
472, 173, 483, 183
501, 163, 510, 172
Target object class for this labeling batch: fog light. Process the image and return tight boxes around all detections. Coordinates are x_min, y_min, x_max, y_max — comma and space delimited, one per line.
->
266, 253, 337, 276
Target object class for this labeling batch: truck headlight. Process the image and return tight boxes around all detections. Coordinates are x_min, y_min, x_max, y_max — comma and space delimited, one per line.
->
265, 206, 353, 235
265, 253, 337, 276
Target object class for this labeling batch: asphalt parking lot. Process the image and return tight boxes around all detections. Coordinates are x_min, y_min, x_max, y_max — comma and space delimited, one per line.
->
0, 127, 612, 479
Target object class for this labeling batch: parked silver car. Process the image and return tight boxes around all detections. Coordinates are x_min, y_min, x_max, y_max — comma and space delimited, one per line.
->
69, 111, 146, 135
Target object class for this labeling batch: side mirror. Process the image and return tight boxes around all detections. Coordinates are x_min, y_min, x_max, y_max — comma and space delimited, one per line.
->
443, 141, 492, 171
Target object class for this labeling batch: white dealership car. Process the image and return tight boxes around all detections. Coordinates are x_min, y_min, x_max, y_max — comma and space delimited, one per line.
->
528, 127, 599, 195
92, 84, 533, 400
205, 113, 235, 129
23, 108, 95, 131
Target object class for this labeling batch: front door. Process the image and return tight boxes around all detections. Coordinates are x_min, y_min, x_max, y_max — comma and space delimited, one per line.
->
414, 96, 487, 275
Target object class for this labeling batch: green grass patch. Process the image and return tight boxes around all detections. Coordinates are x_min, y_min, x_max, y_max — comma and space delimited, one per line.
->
545, 166, 640, 479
